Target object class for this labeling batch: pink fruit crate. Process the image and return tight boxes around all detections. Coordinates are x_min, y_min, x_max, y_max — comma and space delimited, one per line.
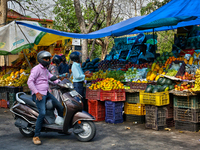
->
86, 88, 101, 100
100, 89, 126, 102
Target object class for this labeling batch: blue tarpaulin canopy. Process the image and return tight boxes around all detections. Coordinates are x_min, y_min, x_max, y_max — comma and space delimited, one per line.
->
16, 0, 200, 39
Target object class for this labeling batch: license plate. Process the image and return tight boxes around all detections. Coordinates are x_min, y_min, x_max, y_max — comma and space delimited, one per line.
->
70, 90, 79, 97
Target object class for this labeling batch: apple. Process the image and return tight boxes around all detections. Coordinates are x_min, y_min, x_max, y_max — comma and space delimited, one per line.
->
182, 75, 186, 80
185, 72, 189, 76
175, 85, 178, 88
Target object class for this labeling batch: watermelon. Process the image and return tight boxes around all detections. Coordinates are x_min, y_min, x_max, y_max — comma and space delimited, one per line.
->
86, 58, 90, 63
82, 62, 86, 68
156, 85, 162, 92
152, 88, 159, 93
91, 58, 100, 64
165, 79, 172, 85
161, 85, 169, 92
169, 85, 174, 90
145, 85, 153, 93
160, 78, 167, 85
157, 77, 163, 85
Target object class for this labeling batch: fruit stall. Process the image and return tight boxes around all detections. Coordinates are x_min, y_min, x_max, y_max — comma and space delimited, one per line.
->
82, 26, 200, 132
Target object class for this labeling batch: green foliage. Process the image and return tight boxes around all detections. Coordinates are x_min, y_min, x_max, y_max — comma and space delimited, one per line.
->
157, 30, 175, 54
106, 70, 125, 81
141, 0, 171, 15
141, 0, 173, 54
53, 0, 80, 33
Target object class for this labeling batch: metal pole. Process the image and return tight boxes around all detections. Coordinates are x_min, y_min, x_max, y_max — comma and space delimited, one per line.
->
153, 28, 155, 52
16, 23, 33, 69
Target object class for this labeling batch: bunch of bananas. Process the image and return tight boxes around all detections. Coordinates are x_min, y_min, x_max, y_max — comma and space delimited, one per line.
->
192, 69, 200, 91
85, 70, 108, 81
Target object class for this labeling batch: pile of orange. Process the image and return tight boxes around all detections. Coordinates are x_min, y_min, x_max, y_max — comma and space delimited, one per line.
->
163, 56, 184, 69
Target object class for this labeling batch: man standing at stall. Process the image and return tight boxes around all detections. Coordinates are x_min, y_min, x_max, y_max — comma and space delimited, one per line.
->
70, 51, 92, 108
58, 54, 69, 75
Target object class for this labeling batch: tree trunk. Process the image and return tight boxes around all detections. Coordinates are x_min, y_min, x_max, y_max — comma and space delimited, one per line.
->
82, 39, 88, 62
0, 0, 7, 27
89, 39, 96, 59
101, 45, 107, 60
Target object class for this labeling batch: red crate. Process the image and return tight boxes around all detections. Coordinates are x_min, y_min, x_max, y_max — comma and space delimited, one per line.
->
0, 99, 8, 108
100, 89, 126, 102
88, 99, 105, 121
86, 88, 101, 100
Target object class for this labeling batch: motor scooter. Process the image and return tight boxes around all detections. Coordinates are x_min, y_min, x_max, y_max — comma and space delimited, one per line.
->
10, 77, 96, 142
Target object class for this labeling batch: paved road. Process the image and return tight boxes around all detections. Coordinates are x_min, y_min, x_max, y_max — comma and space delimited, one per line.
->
0, 108, 200, 150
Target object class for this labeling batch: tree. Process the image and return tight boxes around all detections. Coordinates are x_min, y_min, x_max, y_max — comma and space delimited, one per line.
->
53, 0, 80, 33
73, 0, 104, 62
141, 0, 171, 15
0, 0, 54, 28
0, 0, 7, 27
141, 0, 173, 54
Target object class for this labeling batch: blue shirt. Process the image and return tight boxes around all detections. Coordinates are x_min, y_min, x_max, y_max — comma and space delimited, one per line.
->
71, 62, 85, 82
58, 62, 69, 74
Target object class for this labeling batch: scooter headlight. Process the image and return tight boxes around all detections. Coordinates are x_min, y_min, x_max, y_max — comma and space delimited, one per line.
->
66, 83, 74, 89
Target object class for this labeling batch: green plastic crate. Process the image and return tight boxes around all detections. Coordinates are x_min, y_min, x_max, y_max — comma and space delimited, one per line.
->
173, 95, 200, 109
126, 92, 140, 103
8, 93, 16, 108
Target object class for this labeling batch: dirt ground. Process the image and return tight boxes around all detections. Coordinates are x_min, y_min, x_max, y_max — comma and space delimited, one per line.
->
0, 108, 200, 150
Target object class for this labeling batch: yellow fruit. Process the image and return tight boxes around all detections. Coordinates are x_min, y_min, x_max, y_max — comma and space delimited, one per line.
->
188, 57, 194, 65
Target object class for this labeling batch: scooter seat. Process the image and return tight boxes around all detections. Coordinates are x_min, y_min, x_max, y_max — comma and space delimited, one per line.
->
19, 95, 37, 108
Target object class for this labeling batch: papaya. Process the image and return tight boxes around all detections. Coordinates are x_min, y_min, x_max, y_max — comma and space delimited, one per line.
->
151, 62, 156, 71
155, 75, 160, 81
183, 58, 188, 64
189, 57, 194, 65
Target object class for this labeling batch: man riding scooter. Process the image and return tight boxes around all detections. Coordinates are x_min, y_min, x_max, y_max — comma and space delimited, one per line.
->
27, 51, 64, 145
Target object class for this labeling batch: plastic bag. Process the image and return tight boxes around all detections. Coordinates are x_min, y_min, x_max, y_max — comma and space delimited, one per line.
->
55, 116, 64, 126
184, 54, 191, 60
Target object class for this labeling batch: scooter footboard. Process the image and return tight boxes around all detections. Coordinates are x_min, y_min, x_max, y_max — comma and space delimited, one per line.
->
72, 111, 95, 125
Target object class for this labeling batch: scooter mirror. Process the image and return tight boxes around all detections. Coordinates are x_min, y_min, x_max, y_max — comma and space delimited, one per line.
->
50, 76, 58, 81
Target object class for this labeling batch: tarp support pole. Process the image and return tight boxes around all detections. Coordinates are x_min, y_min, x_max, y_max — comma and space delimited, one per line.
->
153, 28, 156, 52
4, 56, 6, 74
16, 23, 33, 69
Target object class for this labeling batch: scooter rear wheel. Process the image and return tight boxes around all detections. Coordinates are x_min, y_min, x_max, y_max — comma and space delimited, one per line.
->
19, 128, 34, 137
74, 121, 96, 142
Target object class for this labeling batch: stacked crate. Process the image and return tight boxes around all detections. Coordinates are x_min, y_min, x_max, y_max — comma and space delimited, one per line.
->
7, 86, 23, 108
173, 95, 200, 132
124, 92, 145, 124
0, 87, 8, 108
140, 90, 171, 130
166, 94, 174, 127
100, 89, 126, 124
86, 88, 105, 121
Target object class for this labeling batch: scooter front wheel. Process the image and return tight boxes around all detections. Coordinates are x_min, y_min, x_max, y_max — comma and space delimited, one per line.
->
19, 128, 34, 137
74, 121, 96, 142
